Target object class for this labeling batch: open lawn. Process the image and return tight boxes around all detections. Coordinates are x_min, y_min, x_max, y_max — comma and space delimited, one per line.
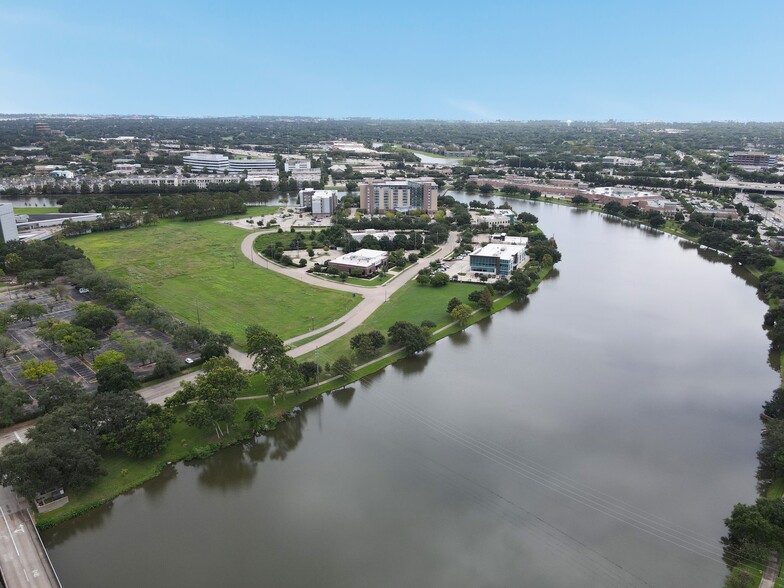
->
67, 211, 360, 347
13, 207, 60, 213
296, 280, 478, 367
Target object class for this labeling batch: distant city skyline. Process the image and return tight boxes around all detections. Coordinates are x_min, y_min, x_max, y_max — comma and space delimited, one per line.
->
1, 0, 783, 122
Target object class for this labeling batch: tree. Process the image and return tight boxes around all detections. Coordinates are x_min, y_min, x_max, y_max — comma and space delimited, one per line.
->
48, 285, 68, 301
151, 347, 180, 378
264, 355, 304, 404
93, 350, 126, 371
298, 361, 319, 383
20, 359, 57, 382
332, 356, 354, 385
184, 356, 248, 435
447, 297, 462, 313
0, 311, 12, 333
244, 406, 265, 434
509, 270, 532, 299
121, 407, 174, 459
416, 273, 431, 286
36, 378, 86, 414
478, 288, 494, 311
58, 326, 98, 358
430, 272, 449, 287
0, 383, 27, 427
201, 332, 233, 360
451, 303, 473, 328
571, 195, 589, 205
10, 301, 46, 326
4, 252, 23, 274
387, 321, 428, 356
349, 330, 385, 359
96, 362, 140, 394
246, 324, 286, 372
72, 303, 117, 335
0, 334, 17, 358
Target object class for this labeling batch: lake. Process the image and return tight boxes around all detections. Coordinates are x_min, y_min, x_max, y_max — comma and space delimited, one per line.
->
43, 195, 778, 587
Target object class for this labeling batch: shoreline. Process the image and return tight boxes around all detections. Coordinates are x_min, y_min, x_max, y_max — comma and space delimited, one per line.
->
34, 268, 550, 530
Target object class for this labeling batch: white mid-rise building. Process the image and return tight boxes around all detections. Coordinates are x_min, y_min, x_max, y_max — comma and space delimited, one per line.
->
183, 153, 230, 173
228, 159, 276, 173
0, 203, 19, 242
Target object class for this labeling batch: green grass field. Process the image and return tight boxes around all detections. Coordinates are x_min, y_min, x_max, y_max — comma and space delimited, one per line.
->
13, 206, 61, 213
297, 280, 478, 366
67, 211, 360, 347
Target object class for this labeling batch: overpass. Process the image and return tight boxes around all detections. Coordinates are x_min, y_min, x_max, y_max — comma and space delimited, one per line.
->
0, 484, 61, 588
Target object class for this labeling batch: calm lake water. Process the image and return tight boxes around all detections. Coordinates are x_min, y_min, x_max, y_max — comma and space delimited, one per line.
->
43, 195, 778, 587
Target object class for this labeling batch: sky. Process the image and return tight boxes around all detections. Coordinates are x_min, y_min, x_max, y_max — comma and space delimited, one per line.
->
1, 0, 783, 122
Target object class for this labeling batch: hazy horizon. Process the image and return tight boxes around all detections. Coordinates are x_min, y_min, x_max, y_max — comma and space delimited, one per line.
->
2, 0, 782, 122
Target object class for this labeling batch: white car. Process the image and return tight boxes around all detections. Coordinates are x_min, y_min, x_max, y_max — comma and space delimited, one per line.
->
78, 288, 90, 294
185, 357, 194, 364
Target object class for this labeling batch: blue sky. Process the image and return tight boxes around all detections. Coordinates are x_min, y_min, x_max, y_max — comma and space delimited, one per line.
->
1, 0, 782, 121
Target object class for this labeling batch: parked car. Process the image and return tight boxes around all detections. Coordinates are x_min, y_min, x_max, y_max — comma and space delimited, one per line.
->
78, 288, 90, 294
185, 357, 194, 364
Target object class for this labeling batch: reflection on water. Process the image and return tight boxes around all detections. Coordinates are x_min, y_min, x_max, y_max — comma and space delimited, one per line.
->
331, 386, 356, 408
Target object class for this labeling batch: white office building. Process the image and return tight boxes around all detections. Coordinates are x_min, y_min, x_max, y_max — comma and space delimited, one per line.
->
183, 153, 230, 173
299, 189, 337, 215
228, 159, 277, 173
0, 203, 19, 242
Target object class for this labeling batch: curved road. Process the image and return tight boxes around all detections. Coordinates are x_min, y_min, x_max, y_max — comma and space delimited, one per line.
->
240, 230, 460, 356
0, 230, 459, 448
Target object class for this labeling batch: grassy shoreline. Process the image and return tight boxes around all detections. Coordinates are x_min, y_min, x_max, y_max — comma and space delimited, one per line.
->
34, 268, 551, 529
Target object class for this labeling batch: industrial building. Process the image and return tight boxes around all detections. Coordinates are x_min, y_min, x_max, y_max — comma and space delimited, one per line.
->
359, 179, 439, 214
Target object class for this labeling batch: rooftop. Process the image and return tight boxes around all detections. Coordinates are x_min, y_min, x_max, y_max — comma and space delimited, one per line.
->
471, 243, 525, 261
331, 249, 389, 268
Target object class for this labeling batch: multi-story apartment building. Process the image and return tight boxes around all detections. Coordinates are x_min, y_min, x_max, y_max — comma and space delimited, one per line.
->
359, 179, 438, 214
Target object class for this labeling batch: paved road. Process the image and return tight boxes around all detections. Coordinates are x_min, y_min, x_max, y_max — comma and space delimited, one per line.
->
0, 485, 60, 587
239, 230, 460, 357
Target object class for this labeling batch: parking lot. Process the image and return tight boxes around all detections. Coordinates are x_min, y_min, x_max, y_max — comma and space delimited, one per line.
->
0, 284, 182, 398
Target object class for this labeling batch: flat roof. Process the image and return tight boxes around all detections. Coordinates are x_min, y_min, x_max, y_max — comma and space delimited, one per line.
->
331, 249, 388, 267
471, 243, 525, 261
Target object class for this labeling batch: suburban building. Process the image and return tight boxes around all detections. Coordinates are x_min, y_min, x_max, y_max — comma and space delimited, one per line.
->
299, 188, 338, 216
0, 203, 19, 242
469, 243, 526, 277
359, 178, 438, 214
329, 249, 388, 275
728, 151, 777, 168
183, 153, 230, 173
349, 229, 397, 242
228, 159, 276, 173
602, 156, 644, 168
490, 234, 528, 246
472, 211, 515, 228
49, 169, 74, 179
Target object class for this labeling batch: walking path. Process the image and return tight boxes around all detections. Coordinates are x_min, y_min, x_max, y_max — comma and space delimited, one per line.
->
760, 552, 781, 588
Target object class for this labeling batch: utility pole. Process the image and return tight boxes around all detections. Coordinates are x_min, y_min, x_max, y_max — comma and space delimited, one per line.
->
316, 347, 320, 387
